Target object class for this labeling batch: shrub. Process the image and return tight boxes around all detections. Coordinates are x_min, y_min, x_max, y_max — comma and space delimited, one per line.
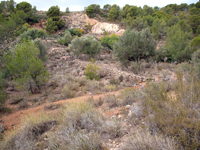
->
57, 30, 72, 46
0, 78, 7, 111
69, 35, 101, 57
16, 2, 32, 13
151, 18, 167, 39
141, 80, 200, 149
191, 36, 200, 52
46, 6, 60, 18
189, 15, 200, 33
121, 130, 177, 150
86, 6, 94, 18
56, 19, 65, 29
6, 41, 49, 94
165, 24, 191, 62
179, 12, 186, 20
45, 18, 58, 34
85, 58, 100, 80
17, 28, 46, 43
100, 33, 118, 50
104, 95, 118, 108
192, 49, 200, 63
114, 28, 156, 67
33, 38, 48, 62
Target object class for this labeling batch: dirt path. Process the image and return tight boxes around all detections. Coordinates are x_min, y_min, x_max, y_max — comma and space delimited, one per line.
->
0, 90, 122, 130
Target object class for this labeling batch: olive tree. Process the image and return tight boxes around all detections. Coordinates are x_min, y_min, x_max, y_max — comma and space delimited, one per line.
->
113, 28, 156, 66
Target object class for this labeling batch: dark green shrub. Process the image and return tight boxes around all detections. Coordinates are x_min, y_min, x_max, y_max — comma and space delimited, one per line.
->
189, 15, 200, 33
46, 6, 60, 18
86, 6, 94, 18
16, 2, 32, 13
167, 16, 179, 27
100, 33, 118, 50
45, 18, 58, 34
179, 12, 186, 20
191, 36, 200, 52
108, 8, 117, 21
69, 35, 101, 57
0, 77, 7, 111
17, 28, 46, 43
113, 28, 156, 66
56, 19, 65, 29
57, 30, 72, 46
33, 38, 48, 62
151, 18, 167, 39
165, 24, 191, 62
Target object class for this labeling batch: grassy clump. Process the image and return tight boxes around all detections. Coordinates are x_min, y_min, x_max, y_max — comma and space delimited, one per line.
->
141, 72, 200, 149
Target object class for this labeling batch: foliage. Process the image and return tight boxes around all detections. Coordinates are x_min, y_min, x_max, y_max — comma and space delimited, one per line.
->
33, 38, 48, 62
141, 79, 200, 149
178, 19, 193, 34
69, 35, 101, 57
57, 30, 72, 46
108, 7, 118, 21
100, 33, 118, 50
16, 2, 32, 13
192, 49, 200, 64
114, 28, 156, 66
165, 24, 191, 62
86, 6, 94, 18
46, 5, 60, 18
191, 36, 200, 52
0, 77, 7, 110
152, 11, 169, 20
17, 28, 46, 43
130, 17, 148, 31
45, 18, 58, 34
67, 28, 83, 37
6, 0, 15, 12
179, 12, 186, 20
151, 18, 167, 39
85, 58, 100, 80
167, 16, 179, 27
189, 15, 200, 33
56, 18, 65, 29
6, 41, 49, 94
143, 15, 155, 26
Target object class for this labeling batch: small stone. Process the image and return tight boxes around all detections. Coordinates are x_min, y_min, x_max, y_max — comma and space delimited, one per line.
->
125, 105, 131, 109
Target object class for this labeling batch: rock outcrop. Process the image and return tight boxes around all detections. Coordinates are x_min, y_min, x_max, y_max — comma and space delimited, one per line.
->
61, 12, 125, 35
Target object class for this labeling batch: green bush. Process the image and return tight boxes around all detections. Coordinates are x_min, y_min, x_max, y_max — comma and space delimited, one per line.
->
151, 18, 167, 39
113, 28, 156, 66
100, 33, 118, 50
85, 58, 100, 80
189, 15, 200, 33
17, 28, 46, 43
45, 18, 58, 34
86, 6, 94, 18
69, 35, 101, 57
0, 77, 7, 111
16, 2, 32, 13
33, 38, 48, 62
179, 12, 186, 20
191, 36, 200, 52
46, 5, 60, 18
57, 30, 72, 46
56, 19, 65, 29
165, 24, 191, 62
6, 41, 49, 94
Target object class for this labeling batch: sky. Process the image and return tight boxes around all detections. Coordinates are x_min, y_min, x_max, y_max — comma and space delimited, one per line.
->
12, 0, 199, 11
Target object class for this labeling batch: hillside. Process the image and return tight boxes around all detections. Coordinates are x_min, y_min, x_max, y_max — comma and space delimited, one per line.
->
0, 1, 200, 150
